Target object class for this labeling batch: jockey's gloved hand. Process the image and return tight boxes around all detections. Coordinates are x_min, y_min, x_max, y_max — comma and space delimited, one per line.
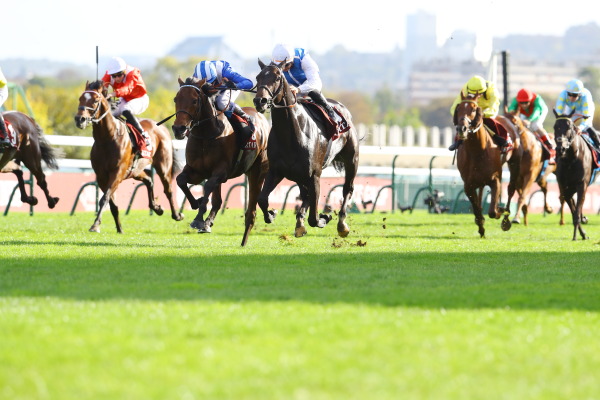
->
225, 80, 237, 89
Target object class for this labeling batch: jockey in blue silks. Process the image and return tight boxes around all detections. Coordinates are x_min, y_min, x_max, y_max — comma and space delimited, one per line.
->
555, 78, 600, 149
271, 43, 342, 126
193, 60, 255, 135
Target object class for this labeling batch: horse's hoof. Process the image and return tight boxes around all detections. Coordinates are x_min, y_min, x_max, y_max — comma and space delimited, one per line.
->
198, 225, 212, 234
295, 226, 307, 237
153, 206, 164, 216
190, 219, 204, 230
264, 209, 277, 224
582, 216, 588, 225
501, 217, 512, 232
511, 219, 520, 224
338, 229, 350, 238
89, 227, 100, 233
48, 197, 59, 209
173, 213, 184, 221
23, 196, 39, 206
319, 213, 333, 224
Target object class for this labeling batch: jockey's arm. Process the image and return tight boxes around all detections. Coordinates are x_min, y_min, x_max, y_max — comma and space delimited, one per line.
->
297, 53, 323, 94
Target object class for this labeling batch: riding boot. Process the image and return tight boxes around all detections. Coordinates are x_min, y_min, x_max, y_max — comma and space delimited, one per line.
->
542, 138, 556, 165
232, 104, 255, 134
308, 90, 342, 124
586, 127, 600, 149
448, 135, 462, 151
122, 110, 151, 148
493, 134, 513, 153
0, 113, 11, 149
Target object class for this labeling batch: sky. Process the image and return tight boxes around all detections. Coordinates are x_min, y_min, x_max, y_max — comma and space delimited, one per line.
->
4, 0, 600, 69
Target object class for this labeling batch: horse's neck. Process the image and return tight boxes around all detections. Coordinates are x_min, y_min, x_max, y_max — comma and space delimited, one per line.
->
92, 103, 124, 142
466, 126, 489, 150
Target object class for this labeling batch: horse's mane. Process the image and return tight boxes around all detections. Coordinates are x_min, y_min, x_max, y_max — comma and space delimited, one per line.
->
88, 80, 104, 90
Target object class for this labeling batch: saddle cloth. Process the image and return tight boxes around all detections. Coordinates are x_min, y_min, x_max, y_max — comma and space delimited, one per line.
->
300, 100, 350, 141
126, 123, 152, 160
3, 120, 18, 148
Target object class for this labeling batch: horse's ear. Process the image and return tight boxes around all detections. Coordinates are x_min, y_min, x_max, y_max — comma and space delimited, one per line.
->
474, 106, 483, 125
452, 108, 458, 126
503, 104, 508, 114
460, 91, 466, 101
278, 60, 287, 69
553, 108, 559, 118
178, 77, 184, 86
568, 109, 576, 118
85, 80, 90, 90
258, 58, 266, 69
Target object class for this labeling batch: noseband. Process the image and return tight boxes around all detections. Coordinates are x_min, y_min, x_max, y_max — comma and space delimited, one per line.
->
257, 66, 297, 109
78, 90, 110, 124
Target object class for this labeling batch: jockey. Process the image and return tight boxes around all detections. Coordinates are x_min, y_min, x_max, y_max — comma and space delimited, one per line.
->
0, 67, 10, 148
101, 57, 152, 149
192, 60, 255, 145
449, 75, 513, 153
555, 78, 600, 149
271, 43, 343, 126
508, 88, 556, 164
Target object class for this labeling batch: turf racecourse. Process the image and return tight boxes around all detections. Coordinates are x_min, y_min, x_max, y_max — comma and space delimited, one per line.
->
1, 209, 599, 400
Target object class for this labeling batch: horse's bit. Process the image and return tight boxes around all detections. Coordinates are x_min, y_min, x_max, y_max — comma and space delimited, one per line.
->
256, 66, 297, 109
78, 90, 111, 124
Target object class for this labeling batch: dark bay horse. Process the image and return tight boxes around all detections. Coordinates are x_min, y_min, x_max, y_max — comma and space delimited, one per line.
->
503, 111, 544, 225
1, 111, 60, 209
253, 60, 359, 238
74, 80, 183, 233
172, 77, 270, 246
553, 109, 595, 240
453, 94, 512, 237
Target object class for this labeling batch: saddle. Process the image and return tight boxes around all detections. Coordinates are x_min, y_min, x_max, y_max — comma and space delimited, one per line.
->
580, 133, 600, 169
300, 99, 350, 141
125, 123, 152, 160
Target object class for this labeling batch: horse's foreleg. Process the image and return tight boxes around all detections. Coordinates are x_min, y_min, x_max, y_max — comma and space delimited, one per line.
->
176, 167, 199, 210
559, 196, 566, 226
11, 168, 38, 206
336, 166, 357, 238
295, 185, 309, 237
89, 189, 112, 233
192, 176, 221, 232
202, 184, 223, 233
575, 189, 588, 240
258, 172, 283, 224
307, 175, 330, 229
466, 185, 485, 238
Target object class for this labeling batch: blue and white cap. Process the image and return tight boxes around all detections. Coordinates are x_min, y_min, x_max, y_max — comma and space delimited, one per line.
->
193, 61, 217, 83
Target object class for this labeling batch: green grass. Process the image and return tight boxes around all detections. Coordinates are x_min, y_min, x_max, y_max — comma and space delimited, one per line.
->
1, 210, 599, 400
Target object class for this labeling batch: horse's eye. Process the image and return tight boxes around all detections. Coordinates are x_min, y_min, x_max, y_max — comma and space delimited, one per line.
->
192, 100, 198, 105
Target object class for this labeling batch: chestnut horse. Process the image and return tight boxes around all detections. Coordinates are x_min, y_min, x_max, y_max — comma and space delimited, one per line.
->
172, 77, 269, 246
553, 109, 595, 240
453, 93, 512, 237
253, 60, 359, 238
503, 111, 544, 225
74, 80, 183, 233
1, 111, 60, 209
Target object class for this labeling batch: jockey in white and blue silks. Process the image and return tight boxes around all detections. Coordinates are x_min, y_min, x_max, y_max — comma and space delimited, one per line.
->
271, 43, 342, 124
555, 78, 600, 148
193, 60, 253, 121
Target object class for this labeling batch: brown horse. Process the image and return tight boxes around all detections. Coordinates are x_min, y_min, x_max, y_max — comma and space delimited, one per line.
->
1, 111, 60, 209
453, 93, 512, 237
503, 111, 544, 225
74, 80, 183, 233
253, 60, 359, 238
553, 109, 595, 240
171, 77, 270, 246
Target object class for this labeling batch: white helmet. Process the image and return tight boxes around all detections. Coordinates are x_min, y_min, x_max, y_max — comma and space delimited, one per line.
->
272, 43, 295, 63
106, 57, 127, 75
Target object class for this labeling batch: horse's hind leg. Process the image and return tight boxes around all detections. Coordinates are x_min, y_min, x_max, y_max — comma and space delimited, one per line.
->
575, 189, 588, 240
154, 162, 183, 221
8, 165, 38, 206
137, 171, 164, 216
337, 161, 357, 238
31, 168, 59, 209
307, 175, 331, 229
108, 197, 122, 234
295, 186, 309, 237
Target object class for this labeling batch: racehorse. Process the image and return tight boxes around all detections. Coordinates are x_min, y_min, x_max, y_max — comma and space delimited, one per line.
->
553, 109, 595, 240
253, 59, 360, 238
1, 111, 60, 209
74, 80, 183, 233
172, 77, 270, 246
453, 93, 512, 237
503, 110, 544, 225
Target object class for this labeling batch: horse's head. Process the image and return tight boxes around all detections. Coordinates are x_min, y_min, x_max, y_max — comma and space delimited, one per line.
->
74, 80, 109, 129
453, 93, 483, 141
172, 77, 207, 140
253, 59, 290, 113
553, 108, 578, 159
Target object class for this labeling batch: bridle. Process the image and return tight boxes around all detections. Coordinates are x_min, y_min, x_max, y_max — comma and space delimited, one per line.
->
174, 84, 226, 133
78, 90, 111, 124
555, 116, 578, 156
455, 100, 482, 138
256, 65, 297, 109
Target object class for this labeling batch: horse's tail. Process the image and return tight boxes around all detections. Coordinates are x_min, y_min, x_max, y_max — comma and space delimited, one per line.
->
34, 122, 62, 170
